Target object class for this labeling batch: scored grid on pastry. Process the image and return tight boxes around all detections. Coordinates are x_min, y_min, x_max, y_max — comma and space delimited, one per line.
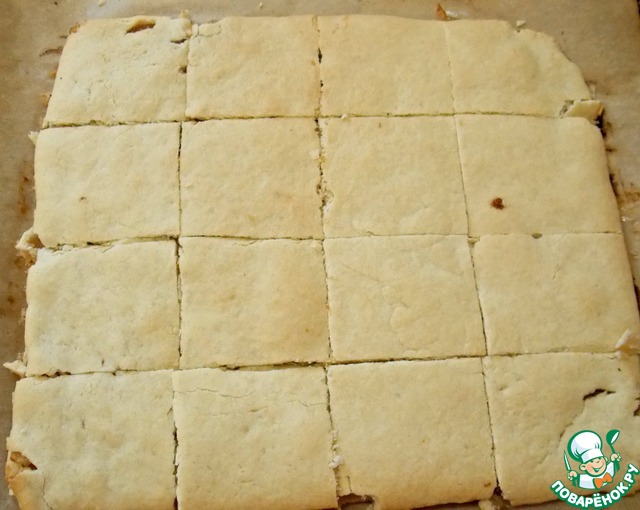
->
180, 118, 323, 239
8, 14, 640, 510
484, 353, 640, 506
173, 367, 336, 509
320, 116, 467, 237
7, 372, 176, 510
455, 115, 622, 236
24, 241, 180, 376
33, 123, 181, 247
44, 17, 190, 126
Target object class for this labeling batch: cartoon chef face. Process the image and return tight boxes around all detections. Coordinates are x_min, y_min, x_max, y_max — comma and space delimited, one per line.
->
569, 431, 609, 476
566, 429, 621, 490
581, 455, 608, 476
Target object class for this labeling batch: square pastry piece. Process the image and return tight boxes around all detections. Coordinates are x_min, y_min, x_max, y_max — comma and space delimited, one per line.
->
328, 360, 496, 508
457, 116, 620, 236
180, 119, 322, 239
321, 117, 467, 237
173, 367, 336, 510
34, 123, 180, 247
6, 372, 175, 510
484, 353, 640, 505
44, 16, 190, 126
445, 20, 590, 116
187, 16, 319, 118
318, 16, 452, 115
179, 238, 329, 368
324, 236, 485, 362
474, 234, 640, 355
25, 242, 179, 375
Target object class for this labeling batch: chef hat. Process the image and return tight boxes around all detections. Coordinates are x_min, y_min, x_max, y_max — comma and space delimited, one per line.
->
569, 431, 604, 463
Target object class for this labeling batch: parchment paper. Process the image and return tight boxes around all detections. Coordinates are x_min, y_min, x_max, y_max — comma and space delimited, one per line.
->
1, 1, 639, 509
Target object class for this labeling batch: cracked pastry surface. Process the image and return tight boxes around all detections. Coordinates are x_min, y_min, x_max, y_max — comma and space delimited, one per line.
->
324, 235, 485, 362
6, 372, 175, 510
173, 367, 336, 510
179, 237, 329, 368
180, 118, 323, 239
445, 19, 590, 116
321, 116, 467, 237
473, 233, 640, 355
318, 16, 452, 115
484, 353, 640, 505
11, 13, 640, 510
456, 115, 621, 236
33, 123, 180, 247
24, 242, 180, 376
187, 16, 319, 118
328, 359, 496, 508
44, 16, 190, 126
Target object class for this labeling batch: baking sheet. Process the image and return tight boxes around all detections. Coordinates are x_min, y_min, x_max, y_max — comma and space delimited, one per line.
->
1, 1, 639, 509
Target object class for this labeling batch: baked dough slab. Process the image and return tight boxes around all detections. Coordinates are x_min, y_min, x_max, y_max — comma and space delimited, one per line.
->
445, 20, 590, 116
318, 16, 452, 116
474, 234, 640, 355
186, 17, 319, 118
484, 353, 640, 505
12, 14, 639, 510
179, 237, 329, 368
328, 359, 496, 508
6, 371, 175, 510
34, 123, 180, 247
456, 115, 621, 236
25, 242, 179, 376
321, 116, 467, 237
44, 16, 190, 126
180, 118, 322, 239
324, 235, 485, 362
173, 367, 336, 510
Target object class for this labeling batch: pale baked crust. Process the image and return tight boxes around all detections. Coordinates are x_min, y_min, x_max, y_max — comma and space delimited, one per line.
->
12, 14, 640, 510
328, 359, 496, 508
6, 372, 175, 510
180, 118, 323, 238
33, 124, 180, 247
186, 17, 319, 118
457, 115, 621, 236
24, 242, 179, 375
179, 237, 329, 368
484, 353, 640, 505
318, 16, 452, 115
325, 235, 485, 362
445, 20, 591, 116
474, 233, 640, 355
44, 16, 190, 126
321, 116, 467, 237
173, 367, 336, 509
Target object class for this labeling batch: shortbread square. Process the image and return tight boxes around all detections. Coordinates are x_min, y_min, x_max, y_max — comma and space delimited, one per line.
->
328, 360, 496, 508
44, 16, 190, 126
187, 16, 319, 118
25, 242, 179, 375
445, 20, 590, 116
34, 124, 180, 247
179, 238, 329, 368
6, 372, 175, 510
484, 353, 640, 505
474, 234, 640, 355
456, 115, 620, 236
318, 16, 452, 115
180, 119, 323, 239
324, 236, 485, 362
321, 117, 467, 237
173, 367, 336, 510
